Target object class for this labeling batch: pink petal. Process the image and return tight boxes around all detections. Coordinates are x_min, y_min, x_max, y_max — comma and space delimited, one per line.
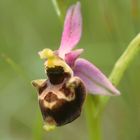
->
74, 58, 120, 96
65, 49, 84, 67
58, 2, 82, 58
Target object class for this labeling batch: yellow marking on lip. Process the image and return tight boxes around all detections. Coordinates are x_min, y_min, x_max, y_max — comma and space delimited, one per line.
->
43, 92, 75, 109
44, 100, 57, 109
56, 91, 75, 101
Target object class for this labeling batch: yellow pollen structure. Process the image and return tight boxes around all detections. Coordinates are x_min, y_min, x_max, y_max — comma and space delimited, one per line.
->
38, 48, 57, 67
38, 48, 73, 76
38, 48, 54, 59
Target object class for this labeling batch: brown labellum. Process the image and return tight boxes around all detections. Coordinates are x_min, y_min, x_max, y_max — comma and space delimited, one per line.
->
32, 66, 86, 126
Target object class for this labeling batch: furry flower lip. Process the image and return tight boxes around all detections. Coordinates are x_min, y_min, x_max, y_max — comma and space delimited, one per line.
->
32, 1, 120, 131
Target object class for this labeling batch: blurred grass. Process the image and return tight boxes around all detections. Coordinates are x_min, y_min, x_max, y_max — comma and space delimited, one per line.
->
0, 0, 140, 140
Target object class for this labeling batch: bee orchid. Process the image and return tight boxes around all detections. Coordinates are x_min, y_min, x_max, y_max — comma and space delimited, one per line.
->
32, 1, 120, 131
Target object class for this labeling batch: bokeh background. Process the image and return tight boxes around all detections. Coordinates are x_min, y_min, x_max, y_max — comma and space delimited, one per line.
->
0, 0, 140, 140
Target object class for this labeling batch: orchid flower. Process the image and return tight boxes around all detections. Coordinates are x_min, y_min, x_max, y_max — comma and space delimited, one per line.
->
32, 1, 120, 131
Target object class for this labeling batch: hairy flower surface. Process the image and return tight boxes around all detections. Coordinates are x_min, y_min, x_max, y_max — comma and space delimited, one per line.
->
32, 1, 120, 131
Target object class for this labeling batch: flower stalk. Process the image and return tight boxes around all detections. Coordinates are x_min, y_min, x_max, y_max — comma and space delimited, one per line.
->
86, 33, 140, 140
100, 33, 140, 108
109, 34, 140, 85
85, 96, 101, 140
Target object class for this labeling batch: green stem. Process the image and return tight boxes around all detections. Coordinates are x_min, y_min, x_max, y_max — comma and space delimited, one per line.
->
32, 111, 43, 140
85, 96, 101, 140
100, 33, 140, 107
110, 34, 140, 85
85, 33, 140, 140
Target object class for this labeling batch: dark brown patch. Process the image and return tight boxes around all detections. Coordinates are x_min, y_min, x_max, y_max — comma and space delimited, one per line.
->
59, 83, 75, 100
52, 99, 66, 109
38, 77, 86, 126
46, 66, 70, 85
44, 92, 58, 102
60, 84, 71, 97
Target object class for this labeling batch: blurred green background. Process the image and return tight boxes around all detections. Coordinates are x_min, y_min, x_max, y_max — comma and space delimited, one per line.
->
0, 0, 140, 140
